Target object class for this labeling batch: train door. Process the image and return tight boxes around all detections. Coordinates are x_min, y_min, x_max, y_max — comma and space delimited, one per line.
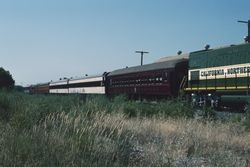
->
174, 61, 189, 96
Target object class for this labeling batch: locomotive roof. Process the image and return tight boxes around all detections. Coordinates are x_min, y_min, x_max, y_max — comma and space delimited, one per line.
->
108, 54, 189, 77
190, 43, 250, 54
155, 53, 189, 63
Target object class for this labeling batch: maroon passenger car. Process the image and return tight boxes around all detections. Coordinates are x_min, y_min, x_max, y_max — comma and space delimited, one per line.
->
29, 82, 50, 94
106, 54, 189, 98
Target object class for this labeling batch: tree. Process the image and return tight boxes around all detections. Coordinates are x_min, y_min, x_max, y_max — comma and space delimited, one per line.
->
0, 67, 15, 90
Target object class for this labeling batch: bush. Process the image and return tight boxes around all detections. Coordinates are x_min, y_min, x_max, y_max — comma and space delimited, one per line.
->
0, 92, 12, 121
156, 99, 194, 118
110, 95, 194, 118
0, 67, 15, 90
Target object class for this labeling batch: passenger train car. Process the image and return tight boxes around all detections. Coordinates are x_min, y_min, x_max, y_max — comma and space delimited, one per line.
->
29, 82, 49, 94
50, 79, 69, 94
68, 75, 105, 94
106, 54, 189, 98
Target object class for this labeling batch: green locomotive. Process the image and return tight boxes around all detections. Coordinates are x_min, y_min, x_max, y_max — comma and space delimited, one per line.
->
185, 43, 250, 109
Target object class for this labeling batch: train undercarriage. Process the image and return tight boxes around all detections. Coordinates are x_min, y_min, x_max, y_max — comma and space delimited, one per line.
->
189, 91, 249, 112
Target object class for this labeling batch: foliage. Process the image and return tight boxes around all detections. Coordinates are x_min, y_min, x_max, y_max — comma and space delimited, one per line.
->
0, 91, 82, 129
0, 67, 15, 90
0, 91, 12, 121
244, 105, 250, 131
110, 95, 194, 118
0, 92, 249, 166
14, 85, 24, 92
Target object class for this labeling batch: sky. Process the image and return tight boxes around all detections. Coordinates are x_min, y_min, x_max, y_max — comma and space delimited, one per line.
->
1, 0, 250, 86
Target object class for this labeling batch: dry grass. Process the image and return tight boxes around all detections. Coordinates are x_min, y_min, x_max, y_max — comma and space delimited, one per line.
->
0, 92, 250, 166
9, 110, 246, 167
112, 115, 250, 166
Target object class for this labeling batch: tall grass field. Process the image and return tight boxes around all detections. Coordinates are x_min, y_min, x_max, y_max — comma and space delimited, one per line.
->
0, 91, 250, 166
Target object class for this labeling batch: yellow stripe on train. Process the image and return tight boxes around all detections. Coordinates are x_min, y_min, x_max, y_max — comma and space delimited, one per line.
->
184, 86, 250, 91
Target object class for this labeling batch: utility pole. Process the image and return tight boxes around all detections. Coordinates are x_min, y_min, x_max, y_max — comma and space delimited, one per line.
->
238, 20, 250, 43
135, 51, 149, 66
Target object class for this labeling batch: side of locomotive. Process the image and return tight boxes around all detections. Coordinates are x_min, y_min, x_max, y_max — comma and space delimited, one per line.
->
106, 54, 189, 98
185, 43, 250, 109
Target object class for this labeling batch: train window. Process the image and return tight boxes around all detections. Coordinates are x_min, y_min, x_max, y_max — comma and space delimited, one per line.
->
165, 72, 168, 78
190, 71, 200, 81
136, 79, 139, 85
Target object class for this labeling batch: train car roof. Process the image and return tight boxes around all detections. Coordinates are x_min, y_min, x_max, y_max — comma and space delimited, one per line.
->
49, 79, 68, 86
50, 74, 105, 85
108, 54, 189, 77
30, 82, 50, 87
68, 74, 104, 82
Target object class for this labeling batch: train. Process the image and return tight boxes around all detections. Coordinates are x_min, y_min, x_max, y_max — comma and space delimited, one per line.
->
28, 39, 250, 110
